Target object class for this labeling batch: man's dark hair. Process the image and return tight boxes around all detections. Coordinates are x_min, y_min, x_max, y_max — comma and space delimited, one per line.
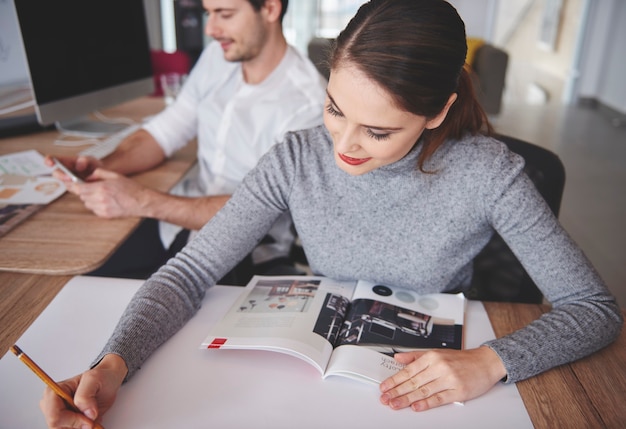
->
247, 0, 289, 23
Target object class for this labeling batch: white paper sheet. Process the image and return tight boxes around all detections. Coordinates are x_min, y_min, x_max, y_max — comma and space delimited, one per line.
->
0, 150, 65, 204
0, 276, 533, 429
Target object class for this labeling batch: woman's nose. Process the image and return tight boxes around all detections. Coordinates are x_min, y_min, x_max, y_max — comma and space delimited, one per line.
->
335, 127, 361, 154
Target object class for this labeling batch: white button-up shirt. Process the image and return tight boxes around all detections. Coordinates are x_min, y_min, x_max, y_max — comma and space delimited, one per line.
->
144, 42, 326, 262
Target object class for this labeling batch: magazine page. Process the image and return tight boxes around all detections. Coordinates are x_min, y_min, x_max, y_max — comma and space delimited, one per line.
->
201, 275, 356, 375
324, 281, 466, 384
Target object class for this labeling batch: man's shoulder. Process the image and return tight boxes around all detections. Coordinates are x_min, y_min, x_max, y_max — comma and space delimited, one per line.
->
281, 46, 327, 88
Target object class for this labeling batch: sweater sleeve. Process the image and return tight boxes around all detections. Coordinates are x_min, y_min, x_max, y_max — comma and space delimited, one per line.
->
480, 145, 623, 383
92, 139, 296, 379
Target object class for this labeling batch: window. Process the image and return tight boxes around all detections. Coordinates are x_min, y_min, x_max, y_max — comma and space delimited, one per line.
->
284, 0, 364, 54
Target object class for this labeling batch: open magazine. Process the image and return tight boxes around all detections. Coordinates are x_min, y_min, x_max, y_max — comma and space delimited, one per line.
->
201, 275, 466, 385
0, 150, 66, 237
0, 150, 65, 205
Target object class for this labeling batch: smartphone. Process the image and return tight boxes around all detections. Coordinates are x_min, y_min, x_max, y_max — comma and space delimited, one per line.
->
51, 157, 84, 183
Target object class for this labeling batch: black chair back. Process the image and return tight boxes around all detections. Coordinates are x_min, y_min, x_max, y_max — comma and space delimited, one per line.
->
465, 134, 566, 303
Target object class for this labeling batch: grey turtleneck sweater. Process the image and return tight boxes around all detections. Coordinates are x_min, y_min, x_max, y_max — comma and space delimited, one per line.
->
96, 125, 622, 384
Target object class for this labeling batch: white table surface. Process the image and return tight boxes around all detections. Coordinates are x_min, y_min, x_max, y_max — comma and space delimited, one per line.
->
0, 276, 533, 429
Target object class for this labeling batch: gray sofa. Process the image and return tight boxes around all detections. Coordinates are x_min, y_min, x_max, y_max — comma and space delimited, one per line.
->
470, 43, 509, 115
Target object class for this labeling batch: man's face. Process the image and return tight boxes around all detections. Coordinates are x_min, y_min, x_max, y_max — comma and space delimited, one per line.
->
202, 0, 269, 62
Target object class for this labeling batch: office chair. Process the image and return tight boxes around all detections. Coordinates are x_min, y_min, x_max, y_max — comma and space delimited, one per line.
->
465, 134, 566, 303
307, 37, 333, 80
150, 50, 192, 97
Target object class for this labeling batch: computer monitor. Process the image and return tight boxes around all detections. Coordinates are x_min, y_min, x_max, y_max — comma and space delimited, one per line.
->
0, 0, 41, 137
13, 0, 154, 137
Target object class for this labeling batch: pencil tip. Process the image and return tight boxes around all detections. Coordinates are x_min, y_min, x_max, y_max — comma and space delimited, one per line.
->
10, 345, 22, 356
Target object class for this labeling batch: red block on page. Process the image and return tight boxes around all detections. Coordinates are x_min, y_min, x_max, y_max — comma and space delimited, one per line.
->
208, 338, 227, 349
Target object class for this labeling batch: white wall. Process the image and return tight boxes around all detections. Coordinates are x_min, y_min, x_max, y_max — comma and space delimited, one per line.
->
448, 0, 497, 41
492, 0, 533, 46
453, 0, 625, 113
144, 0, 163, 50
572, 0, 626, 113
287, 0, 319, 54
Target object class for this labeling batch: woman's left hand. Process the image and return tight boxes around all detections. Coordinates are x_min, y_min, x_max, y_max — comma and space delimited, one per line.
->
379, 346, 507, 412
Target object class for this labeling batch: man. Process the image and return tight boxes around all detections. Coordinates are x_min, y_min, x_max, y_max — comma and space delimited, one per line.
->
51, 0, 326, 281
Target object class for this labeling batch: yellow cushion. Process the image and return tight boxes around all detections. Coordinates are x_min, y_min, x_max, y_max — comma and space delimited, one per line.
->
465, 37, 485, 70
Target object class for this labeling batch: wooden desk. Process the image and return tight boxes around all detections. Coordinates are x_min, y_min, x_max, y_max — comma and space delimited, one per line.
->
0, 96, 196, 358
1, 277, 624, 428
484, 302, 626, 428
0, 96, 196, 274
0, 272, 69, 357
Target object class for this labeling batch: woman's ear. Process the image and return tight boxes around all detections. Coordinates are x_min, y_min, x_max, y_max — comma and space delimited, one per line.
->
425, 93, 458, 130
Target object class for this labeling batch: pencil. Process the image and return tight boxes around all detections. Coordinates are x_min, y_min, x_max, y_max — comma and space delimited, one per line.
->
10, 344, 105, 429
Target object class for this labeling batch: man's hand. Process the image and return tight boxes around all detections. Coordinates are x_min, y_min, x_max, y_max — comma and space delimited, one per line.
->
45, 155, 102, 184
69, 168, 154, 219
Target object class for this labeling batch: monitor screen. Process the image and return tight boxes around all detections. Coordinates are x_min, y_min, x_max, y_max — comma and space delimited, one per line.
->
13, 0, 154, 136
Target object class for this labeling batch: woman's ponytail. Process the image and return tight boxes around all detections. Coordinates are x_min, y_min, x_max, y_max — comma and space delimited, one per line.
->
418, 68, 493, 172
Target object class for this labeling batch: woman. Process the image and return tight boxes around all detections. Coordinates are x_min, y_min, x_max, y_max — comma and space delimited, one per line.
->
41, 0, 622, 426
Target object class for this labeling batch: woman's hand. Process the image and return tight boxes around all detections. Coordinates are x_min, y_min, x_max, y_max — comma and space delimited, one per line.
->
379, 346, 506, 412
39, 354, 127, 428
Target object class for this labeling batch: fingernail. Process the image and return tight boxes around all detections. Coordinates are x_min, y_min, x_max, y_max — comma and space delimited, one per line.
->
81, 425, 90, 429
84, 408, 96, 419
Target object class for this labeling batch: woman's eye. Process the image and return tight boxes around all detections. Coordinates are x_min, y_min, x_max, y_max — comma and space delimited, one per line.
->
325, 104, 343, 117
366, 129, 390, 141
326, 102, 390, 140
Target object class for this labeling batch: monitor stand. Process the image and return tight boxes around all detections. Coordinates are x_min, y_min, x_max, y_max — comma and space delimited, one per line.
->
55, 115, 129, 138
0, 113, 54, 137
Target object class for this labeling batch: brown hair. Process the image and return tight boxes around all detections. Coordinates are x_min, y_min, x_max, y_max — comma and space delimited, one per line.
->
247, 0, 289, 23
330, 0, 492, 171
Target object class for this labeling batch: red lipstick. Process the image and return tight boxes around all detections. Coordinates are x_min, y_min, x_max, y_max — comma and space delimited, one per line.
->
339, 153, 371, 166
